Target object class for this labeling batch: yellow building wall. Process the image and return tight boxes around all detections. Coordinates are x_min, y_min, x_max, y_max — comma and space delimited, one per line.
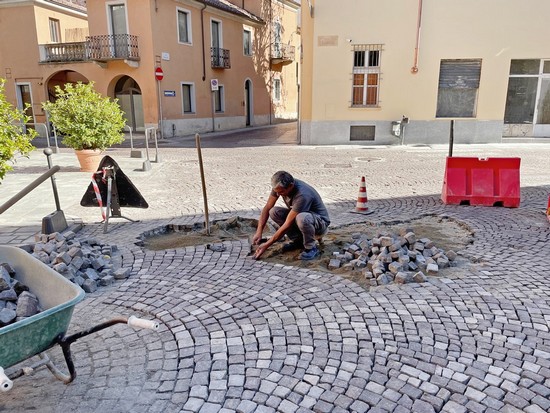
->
34, 6, 88, 44
301, 0, 550, 144
0, 3, 88, 128
270, 0, 300, 120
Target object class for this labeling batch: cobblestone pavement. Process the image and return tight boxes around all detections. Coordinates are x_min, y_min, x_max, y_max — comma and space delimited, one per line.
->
1, 124, 550, 412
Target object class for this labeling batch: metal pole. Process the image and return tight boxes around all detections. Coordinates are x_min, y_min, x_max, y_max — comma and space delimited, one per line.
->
44, 148, 61, 211
448, 119, 455, 157
0, 166, 60, 214
195, 133, 210, 235
144, 128, 151, 161
126, 124, 134, 151
153, 128, 161, 163
211, 91, 216, 132
141, 128, 152, 171
157, 80, 164, 139
52, 125, 59, 152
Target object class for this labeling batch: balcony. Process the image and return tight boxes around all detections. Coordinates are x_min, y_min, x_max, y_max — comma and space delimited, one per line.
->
271, 43, 295, 65
86, 34, 139, 62
211, 47, 231, 69
39, 42, 87, 63
39, 34, 139, 66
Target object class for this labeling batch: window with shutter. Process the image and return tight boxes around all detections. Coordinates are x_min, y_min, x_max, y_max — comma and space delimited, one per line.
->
436, 59, 482, 118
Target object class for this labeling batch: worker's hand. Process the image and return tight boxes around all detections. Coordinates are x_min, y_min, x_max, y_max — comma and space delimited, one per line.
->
252, 232, 263, 245
254, 243, 268, 260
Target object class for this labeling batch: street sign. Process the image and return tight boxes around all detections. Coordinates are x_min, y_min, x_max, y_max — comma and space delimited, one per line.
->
210, 78, 219, 91
164, 90, 176, 97
155, 67, 164, 81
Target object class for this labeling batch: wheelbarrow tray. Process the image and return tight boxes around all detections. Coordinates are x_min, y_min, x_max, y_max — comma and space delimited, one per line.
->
0, 246, 85, 369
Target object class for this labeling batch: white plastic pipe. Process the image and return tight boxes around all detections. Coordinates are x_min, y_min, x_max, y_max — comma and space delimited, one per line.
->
0, 367, 13, 392
127, 315, 159, 331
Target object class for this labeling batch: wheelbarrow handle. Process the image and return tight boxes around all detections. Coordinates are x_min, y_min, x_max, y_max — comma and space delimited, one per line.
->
58, 315, 159, 384
0, 367, 14, 392
127, 315, 159, 330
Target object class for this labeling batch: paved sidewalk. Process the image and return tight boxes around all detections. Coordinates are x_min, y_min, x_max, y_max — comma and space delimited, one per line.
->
1, 124, 550, 412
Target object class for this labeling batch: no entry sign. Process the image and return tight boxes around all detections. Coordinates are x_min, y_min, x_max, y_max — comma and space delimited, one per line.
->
155, 67, 164, 81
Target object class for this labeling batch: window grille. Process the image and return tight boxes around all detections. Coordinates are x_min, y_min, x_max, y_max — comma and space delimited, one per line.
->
351, 44, 382, 107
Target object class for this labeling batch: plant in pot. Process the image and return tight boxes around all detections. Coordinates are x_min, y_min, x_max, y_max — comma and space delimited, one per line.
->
0, 79, 37, 183
43, 81, 125, 172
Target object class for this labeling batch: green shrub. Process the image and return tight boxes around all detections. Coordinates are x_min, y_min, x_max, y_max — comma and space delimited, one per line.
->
0, 79, 36, 182
43, 81, 125, 151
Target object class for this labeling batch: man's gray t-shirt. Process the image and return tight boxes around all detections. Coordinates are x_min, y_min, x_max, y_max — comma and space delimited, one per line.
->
271, 179, 330, 224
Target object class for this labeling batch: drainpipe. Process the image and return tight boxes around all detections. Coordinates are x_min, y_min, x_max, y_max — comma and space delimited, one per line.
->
269, 0, 273, 125
411, 0, 422, 74
200, 4, 207, 81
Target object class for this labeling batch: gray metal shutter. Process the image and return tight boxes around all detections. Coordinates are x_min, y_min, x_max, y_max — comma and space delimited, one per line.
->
439, 60, 481, 89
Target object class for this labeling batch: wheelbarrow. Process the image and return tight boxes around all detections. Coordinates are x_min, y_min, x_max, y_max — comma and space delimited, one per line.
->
0, 245, 158, 392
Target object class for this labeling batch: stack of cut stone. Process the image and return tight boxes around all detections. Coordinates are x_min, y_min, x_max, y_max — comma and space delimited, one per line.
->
19, 231, 131, 294
0, 262, 41, 327
328, 228, 457, 287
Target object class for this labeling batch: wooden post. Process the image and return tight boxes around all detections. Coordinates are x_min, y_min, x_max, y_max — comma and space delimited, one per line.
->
195, 133, 210, 235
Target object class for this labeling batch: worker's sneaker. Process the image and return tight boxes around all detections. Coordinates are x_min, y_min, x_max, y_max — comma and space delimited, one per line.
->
282, 241, 303, 252
299, 246, 320, 260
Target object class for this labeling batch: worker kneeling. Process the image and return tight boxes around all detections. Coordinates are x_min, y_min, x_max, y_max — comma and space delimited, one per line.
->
253, 171, 330, 260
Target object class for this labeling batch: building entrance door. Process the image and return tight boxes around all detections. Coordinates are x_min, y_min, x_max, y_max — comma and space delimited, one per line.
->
115, 76, 144, 132
16, 83, 35, 131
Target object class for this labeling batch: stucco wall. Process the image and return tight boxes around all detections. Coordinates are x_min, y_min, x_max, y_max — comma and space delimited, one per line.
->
301, 0, 550, 144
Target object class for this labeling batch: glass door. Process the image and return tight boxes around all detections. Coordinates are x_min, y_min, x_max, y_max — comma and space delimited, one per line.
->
16, 84, 35, 132
109, 4, 127, 57
533, 61, 550, 136
211, 20, 221, 66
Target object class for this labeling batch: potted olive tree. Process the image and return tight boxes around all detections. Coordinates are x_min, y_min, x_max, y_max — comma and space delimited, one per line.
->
0, 79, 36, 183
43, 81, 125, 172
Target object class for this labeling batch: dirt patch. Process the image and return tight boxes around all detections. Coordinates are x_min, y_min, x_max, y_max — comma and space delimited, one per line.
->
140, 215, 475, 289
140, 217, 263, 250
258, 215, 475, 288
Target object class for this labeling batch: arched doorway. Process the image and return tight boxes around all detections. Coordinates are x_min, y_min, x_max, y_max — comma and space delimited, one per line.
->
245, 79, 252, 126
115, 76, 144, 132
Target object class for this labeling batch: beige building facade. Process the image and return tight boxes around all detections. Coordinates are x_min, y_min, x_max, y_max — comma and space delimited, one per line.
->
0, 0, 300, 138
299, 0, 550, 145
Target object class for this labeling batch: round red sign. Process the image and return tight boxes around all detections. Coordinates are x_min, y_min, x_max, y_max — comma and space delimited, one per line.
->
155, 67, 164, 81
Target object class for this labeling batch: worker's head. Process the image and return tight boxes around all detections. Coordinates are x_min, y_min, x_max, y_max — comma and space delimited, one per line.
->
271, 170, 295, 196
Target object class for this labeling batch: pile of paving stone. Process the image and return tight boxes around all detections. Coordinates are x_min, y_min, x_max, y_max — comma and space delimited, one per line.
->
18, 231, 131, 294
0, 263, 42, 327
328, 227, 457, 286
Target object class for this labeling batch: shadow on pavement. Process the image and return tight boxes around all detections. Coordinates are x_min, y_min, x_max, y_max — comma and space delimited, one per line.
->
30, 122, 299, 150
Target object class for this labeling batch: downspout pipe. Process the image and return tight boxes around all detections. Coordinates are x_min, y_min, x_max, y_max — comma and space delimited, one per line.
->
269, 0, 273, 125
200, 4, 207, 81
411, 0, 422, 74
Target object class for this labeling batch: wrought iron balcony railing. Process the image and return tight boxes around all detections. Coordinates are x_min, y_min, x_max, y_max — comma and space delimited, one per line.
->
39, 34, 139, 64
271, 43, 295, 64
86, 34, 139, 61
211, 47, 231, 69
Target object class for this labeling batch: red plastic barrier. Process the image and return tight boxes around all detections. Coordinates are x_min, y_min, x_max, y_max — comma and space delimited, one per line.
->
441, 157, 521, 208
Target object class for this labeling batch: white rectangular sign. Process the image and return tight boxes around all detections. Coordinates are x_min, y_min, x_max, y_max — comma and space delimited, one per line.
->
211, 79, 219, 91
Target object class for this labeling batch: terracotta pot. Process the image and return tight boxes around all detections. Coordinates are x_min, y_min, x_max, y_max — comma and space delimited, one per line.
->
75, 149, 103, 172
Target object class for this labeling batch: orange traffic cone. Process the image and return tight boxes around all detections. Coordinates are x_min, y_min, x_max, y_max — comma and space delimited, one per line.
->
355, 176, 369, 213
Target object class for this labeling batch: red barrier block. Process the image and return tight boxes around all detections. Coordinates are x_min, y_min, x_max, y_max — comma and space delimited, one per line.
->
441, 157, 521, 208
